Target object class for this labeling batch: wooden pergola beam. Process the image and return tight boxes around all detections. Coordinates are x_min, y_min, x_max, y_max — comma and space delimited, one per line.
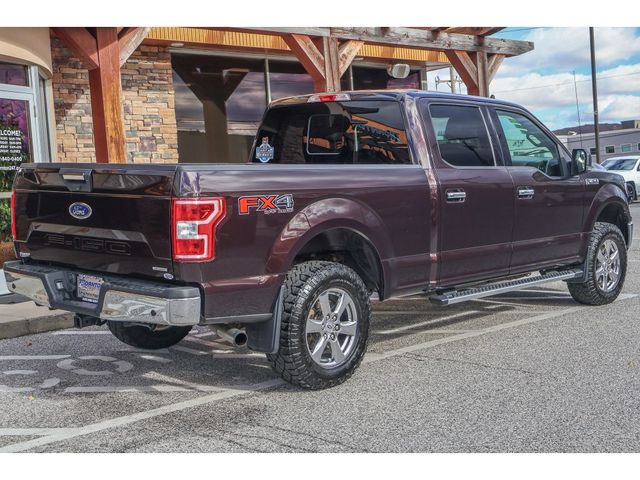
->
331, 27, 530, 56
338, 40, 364, 77
51, 27, 99, 70
488, 53, 505, 83
233, 27, 531, 56
118, 27, 151, 66
282, 34, 325, 83
282, 34, 362, 92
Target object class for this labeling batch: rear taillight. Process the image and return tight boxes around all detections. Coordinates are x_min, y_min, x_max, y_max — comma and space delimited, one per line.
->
171, 197, 226, 262
10, 190, 16, 240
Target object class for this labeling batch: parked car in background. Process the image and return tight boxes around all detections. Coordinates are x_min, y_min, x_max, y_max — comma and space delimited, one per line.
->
601, 156, 640, 202
5, 91, 634, 389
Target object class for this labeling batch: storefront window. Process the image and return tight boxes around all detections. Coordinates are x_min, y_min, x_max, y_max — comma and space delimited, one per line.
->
0, 62, 29, 87
0, 98, 32, 169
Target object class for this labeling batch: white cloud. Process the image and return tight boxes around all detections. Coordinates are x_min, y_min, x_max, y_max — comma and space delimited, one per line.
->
502, 27, 640, 73
489, 28, 640, 128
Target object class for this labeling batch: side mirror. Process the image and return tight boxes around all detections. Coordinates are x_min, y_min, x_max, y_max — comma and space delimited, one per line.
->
571, 149, 588, 175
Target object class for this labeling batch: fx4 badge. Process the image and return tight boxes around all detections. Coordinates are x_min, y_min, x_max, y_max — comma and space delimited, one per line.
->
238, 194, 294, 215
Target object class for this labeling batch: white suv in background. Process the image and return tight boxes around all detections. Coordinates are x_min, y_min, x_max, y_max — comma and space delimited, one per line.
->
601, 155, 640, 202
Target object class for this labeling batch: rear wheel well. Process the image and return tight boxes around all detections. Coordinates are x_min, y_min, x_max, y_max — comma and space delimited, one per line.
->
292, 228, 384, 298
596, 203, 630, 245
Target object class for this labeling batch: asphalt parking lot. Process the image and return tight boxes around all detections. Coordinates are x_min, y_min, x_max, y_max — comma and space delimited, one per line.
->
1, 203, 639, 453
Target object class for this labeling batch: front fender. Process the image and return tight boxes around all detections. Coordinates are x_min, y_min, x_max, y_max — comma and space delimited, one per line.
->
265, 197, 393, 275
583, 183, 631, 234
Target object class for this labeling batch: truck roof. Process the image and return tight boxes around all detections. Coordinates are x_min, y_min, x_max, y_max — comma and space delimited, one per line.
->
269, 89, 524, 110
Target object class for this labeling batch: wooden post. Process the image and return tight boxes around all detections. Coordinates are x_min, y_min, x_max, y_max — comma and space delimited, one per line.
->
52, 27, 147, 163
445, 50, 494, 97
89, 28, 126, 163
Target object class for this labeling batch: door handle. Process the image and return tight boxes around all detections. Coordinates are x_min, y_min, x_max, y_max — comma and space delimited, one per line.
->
517, 187, 535, 199
445, 189, 466, 202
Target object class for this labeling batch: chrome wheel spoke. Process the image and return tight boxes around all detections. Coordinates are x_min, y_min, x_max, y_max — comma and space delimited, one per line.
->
334, 293, 354, 320
339, 321, 357, 336
330, 340, 346, 363
306, 318, 323, 334
311, 337, 328, 362
318, 292, 332, 318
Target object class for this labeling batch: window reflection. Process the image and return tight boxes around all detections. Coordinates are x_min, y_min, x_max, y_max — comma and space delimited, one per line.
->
172, 53, 422, 164
0, 62, 29, 87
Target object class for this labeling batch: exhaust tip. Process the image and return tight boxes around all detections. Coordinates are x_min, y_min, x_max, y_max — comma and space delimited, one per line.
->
234, 332, 248, 347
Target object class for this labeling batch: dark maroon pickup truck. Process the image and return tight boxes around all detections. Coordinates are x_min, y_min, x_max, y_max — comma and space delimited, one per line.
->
5, 90, 633, 389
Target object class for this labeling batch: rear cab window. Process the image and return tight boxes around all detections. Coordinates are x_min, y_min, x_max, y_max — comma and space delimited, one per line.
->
253, 99, 412, 165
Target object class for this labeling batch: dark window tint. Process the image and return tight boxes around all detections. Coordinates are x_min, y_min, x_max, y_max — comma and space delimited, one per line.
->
497, 110, 562, 177
429, 104, 494, 167
590, 147, 597, 155
254, 100, 411, 165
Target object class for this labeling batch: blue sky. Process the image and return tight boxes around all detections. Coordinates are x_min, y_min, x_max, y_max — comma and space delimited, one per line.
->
428, 27, 640, 130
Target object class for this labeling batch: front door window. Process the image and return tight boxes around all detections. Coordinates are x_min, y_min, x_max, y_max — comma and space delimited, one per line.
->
496, 110, 563, 177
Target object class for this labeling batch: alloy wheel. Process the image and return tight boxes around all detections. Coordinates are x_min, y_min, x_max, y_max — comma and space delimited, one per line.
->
305, 287, 359, 369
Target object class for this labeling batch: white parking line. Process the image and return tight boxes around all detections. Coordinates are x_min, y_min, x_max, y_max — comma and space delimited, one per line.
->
0, 428, 78, 436
63, 385, 206, 393
0, 377, 286, 453
135, 354, 172, 364
52, 331, 110, 335
374, 304, 503, 335
374, 310, 480, 334
171, 345, 262, 359
1, 293, 636, 453
0, 355, 70, 361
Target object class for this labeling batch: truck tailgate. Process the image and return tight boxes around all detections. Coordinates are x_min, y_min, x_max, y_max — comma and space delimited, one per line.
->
12, 164, 178, 280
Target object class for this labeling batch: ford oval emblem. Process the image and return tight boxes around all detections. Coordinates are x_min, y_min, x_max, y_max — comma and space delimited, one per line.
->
69, 202, 92, 220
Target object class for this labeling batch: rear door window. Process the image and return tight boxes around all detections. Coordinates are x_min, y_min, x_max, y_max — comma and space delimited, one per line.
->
254, 100, 412, 165
428, 104, 495, 167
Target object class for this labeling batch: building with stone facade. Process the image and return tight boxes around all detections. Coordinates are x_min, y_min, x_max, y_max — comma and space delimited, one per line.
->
0, 27, 533, 170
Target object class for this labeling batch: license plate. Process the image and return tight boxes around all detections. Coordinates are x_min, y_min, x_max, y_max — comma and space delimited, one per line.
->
77, 274, 104, 304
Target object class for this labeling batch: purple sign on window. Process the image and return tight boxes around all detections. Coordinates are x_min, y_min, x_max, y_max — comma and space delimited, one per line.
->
0, 98, 31, 181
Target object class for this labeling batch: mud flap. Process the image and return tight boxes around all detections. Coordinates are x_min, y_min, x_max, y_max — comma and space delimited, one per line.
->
246, 286, 284, 354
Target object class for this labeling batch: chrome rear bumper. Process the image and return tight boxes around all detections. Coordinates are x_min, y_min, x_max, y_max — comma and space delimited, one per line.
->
3, 261, 201, 326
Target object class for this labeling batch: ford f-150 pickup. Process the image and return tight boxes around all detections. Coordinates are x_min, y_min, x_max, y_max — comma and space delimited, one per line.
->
5, 90, 633, 389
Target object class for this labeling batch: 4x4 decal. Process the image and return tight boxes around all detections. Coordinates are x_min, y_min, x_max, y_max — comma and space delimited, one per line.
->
238, 194, 294, 215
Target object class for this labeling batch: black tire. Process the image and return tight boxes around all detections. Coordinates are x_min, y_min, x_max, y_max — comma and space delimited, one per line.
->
267, 261, 371, 390
568, 222, 627, 305
107, 322, 192, 349
626, 182, 636, 203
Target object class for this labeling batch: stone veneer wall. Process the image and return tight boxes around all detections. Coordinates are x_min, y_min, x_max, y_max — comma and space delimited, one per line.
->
51, 38, 179, 163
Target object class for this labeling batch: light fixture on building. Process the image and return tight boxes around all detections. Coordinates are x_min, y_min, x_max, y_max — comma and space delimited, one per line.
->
170, 42, 185, 48
387, 63, 411, 79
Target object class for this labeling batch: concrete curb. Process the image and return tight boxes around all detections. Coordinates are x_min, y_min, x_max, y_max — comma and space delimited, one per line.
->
0, 313, 74, 340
